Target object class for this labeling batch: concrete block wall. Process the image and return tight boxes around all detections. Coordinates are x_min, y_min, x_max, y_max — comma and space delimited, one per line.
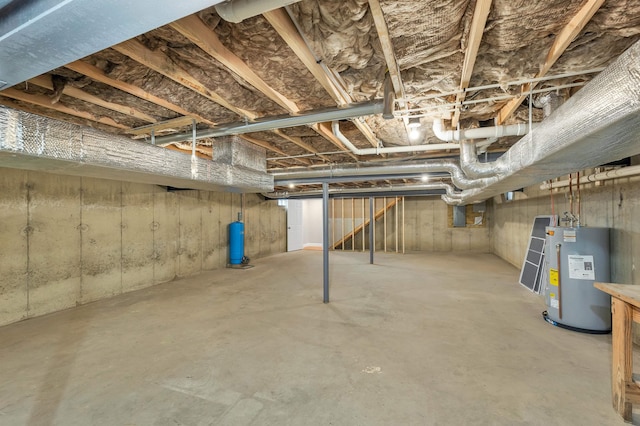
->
0, 168, 286, 327
331, 196, 490, 253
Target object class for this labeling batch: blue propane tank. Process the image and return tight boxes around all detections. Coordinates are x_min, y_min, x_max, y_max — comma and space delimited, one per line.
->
229, 221, 245, 265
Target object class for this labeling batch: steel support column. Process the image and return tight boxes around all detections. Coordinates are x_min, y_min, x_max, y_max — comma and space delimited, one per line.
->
323, 182, 330, 303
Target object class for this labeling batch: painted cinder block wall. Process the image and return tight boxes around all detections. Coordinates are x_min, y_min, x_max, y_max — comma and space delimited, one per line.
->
0, 168, 286, 327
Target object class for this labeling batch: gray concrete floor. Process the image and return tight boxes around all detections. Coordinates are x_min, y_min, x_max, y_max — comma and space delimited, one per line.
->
0, 251, 631, 425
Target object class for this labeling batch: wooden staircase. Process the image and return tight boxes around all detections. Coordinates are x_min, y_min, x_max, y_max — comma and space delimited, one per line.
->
332, 198, 397, 250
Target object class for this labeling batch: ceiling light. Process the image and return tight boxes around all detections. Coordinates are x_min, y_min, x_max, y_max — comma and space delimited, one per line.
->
407, 117, 421, 128
289, 183, 295, 189
409, 128, 421, 141
421, 175, 429, 182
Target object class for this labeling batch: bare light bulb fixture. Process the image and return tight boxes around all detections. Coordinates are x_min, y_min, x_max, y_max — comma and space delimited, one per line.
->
421, 174, 429, 182
409, 128, 421, 141
288, 183, 295, 189
407, 116, 421, 142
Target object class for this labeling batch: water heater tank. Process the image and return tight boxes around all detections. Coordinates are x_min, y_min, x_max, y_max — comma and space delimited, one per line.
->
543, 226, 611, 332
229, 221, 245, 265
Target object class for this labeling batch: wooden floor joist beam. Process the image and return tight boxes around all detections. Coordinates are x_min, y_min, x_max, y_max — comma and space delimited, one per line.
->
264, 8, 378, 152
452, 0, 492, 127
239, 134, 311, 166
171, 14, 358, 160
170, 15, 298, 113
0, 88, 130, 130
65, 60, 215, 126
273, 130, 331, 162
496, 0, 604, 124
113, 39, 255, 119
28, 75, 157, 124
368, 0, 404, 99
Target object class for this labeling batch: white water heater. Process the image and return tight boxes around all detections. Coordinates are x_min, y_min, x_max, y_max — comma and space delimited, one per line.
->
543, 227, 611, 333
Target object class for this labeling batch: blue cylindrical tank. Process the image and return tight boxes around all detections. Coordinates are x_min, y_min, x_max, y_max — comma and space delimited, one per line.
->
229, 221, 245, 265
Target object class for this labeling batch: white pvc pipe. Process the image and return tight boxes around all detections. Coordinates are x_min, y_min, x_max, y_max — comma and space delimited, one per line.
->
332, 121, 459, 154
432, 119, 531, 142
540, 165, 640, 190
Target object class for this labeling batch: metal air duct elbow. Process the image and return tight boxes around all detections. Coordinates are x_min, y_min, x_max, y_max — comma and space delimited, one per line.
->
459, 139, 508, 179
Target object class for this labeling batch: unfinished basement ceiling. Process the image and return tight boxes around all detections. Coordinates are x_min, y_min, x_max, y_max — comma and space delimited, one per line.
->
1, 0, 639, 194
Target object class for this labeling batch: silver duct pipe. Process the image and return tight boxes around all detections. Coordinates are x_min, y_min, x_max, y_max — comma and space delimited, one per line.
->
215, 0, 301, 23
458, 90, 564, 179
447, 38, 640, 205
263, 182, 462, 199
459, 139, 508, 179
535, 92, 564, 118
332, 121, 459, 154
0, 0, 224, 89
154, 101, 384, 145
269, 161, 494, 190
432, 119, 531, 142
0, 106, 273, 192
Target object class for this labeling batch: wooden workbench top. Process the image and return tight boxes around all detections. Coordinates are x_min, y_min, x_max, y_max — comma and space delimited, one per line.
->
595, 282, 640, 309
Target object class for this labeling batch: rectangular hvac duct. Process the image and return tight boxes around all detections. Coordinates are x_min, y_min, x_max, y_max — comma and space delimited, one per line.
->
0, 106, 273, 193
0, 0, 224, 89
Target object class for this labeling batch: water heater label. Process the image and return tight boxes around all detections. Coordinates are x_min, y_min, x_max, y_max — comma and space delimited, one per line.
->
550, 299, 559, 309
567, 255, 596, 280
563, 230, 576, 242
549, 269, 558, 286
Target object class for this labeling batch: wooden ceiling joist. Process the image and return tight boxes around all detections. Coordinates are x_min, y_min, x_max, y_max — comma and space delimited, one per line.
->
127, 115, 196, 135
0, 88, 130, 130
65, 60, 215, 126
28, 75, 157, 124
171, 15, 357, 160
496, 0, 605, 124
451, 0, 492, 127
114, 36, 336, 160
264, 9, 378, 152
239, 134, 311, 166
264, 9, 345, 103
368, 0, 405, 99
273, 130, 332, 162
170, 15, 298, 113
112, 39, 254, 119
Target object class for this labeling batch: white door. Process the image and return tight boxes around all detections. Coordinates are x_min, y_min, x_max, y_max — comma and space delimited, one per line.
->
287, 199, 304, 251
